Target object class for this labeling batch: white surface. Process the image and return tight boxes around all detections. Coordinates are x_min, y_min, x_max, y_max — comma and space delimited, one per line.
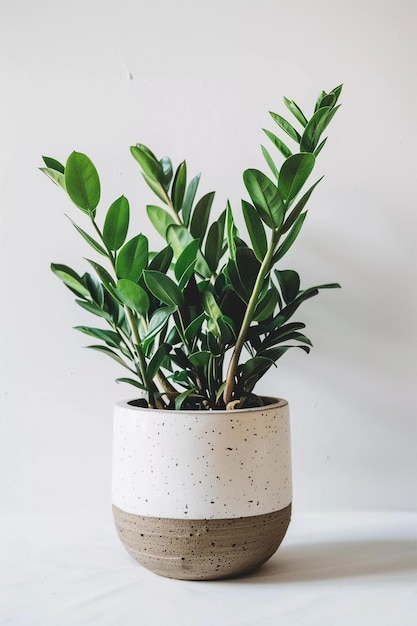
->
1, 511, 416, 626
1, 0, 416, 516
112, 400, 291, 518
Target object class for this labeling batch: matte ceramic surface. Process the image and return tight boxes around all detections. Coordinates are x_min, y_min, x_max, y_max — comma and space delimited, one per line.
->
112, 398, 291, 520
113, 503, 292, 580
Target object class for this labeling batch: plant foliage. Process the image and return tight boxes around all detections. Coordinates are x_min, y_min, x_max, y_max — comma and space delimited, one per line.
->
42, 85, 342, 410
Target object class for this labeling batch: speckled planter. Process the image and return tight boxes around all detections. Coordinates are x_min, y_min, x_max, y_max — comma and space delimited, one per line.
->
112, 397, 292, 580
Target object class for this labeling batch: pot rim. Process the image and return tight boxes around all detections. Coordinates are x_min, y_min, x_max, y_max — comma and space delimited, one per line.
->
116, 396, 288, 415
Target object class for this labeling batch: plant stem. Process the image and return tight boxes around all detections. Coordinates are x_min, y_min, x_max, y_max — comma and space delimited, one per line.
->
223, 229, 280, 406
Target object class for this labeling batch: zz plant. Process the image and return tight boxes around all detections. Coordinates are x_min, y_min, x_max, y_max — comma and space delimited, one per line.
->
41, 85, 342, 410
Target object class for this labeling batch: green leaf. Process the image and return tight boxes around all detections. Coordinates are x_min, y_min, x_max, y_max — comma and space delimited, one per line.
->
75, 299, 112, 323
142, 173, 170, 204
300, 106, 340, 152
275, 269, 300, 304
146, 205, 176, 239
174, 388, 199, 410
175, 239, 199, 288
226, 201, 237, 261
235, 246, 261, 299
42, 156, 65, 173
116, 234, 148, 281
148, 245, 173, 273
117, 279, 150, 316
160, 156, 173, 188
115, 377, 146, 390
147, 343, 170, 380
203, 290, 222, 322
274, 212, 307, 262
50, 263, 90, 298
261, 145, 280, 180
263, 129, 293, 160
171, 161, 187, 213
86, 259, 117, 292
278, 153, 315, 203
188, 351, 211, 367
83, 272, 104, 307
166, 224, 193, 259
181, 174, 201, 226
66, 217, 108, 256
253, 287, 279, 321
242, 200, 267, 262
283, 97, 308, 127
184, 313, 206, 345
243, 169, 284, 229
281, 178, 322, 234
40, 167, 66, 190
143, 306, 176, 350
103, 196, 130, 251
269, 111, 301, 143
86, 345, 135, 372
143, 270, 183, 307
190, 191, 215, 240
74, 326, 121, 349
205, 221, 222, 273
65, 152, 100, 215
130, 144, 164, 184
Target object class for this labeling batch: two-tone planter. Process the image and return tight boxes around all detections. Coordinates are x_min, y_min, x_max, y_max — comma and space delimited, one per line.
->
112, 397, 292, 580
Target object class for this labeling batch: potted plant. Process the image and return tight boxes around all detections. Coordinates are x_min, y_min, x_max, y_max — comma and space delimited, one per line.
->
41, 84, 342, 580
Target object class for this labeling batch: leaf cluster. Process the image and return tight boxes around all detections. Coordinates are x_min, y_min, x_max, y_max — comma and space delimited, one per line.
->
41, 85, 342, 410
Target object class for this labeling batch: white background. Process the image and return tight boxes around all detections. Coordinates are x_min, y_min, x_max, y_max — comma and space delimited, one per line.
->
0, 0, 416, 516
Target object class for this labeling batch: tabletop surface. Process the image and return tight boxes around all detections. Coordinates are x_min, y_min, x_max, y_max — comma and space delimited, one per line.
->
1, 510, 416, 626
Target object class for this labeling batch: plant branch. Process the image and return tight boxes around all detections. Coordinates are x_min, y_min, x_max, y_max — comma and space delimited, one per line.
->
223, 229, 280, 406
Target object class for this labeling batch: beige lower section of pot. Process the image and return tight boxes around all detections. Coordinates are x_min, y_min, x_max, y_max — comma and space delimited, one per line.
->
113, 503, 291, 580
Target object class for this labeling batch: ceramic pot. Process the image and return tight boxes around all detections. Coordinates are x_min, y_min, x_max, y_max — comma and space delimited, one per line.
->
112, 397, 291, 580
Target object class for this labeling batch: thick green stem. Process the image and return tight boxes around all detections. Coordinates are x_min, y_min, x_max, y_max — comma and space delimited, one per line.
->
223, 230, 280, 406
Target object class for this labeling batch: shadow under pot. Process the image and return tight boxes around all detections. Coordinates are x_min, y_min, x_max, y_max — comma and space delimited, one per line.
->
112, 397, 292, 580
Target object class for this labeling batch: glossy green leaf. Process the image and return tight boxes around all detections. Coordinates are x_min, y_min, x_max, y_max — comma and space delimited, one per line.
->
86, 345, 135, 372
143, 270, 183, 307
116, 234, 148, 281
184, 313, 205, 345
103, 196, 130, 251
243, 169, 284, 229
50, 263, 90, 298
278, 153, 315, 203
189, 351, 211, 367
115, 377, 146, 390
190, 191, 215, 240
83, 272, 104, 307
174, 388, 199, 410
147, 205, 176, 239
142, 173, 170, 204
235, 247, 261, 299
253, 287, 279, 321
166, 224, 193, 258
261, 145, 280, 180
275, 269, 300, 304
204, 221, 222, 272
148, 245, 173, 273
86, 260, 117, 292
147, 343, 170, 380
65, 152, 100, 215
263, 129, 292, 159
226, 201, 237, 261
40, 167, 66, 190
130, 144, 164, 184
269, 111, 301, 143
181, 174, 201, 226
203, 290, 222, 322
175, 239, 199, 288
143, 306, 176, 350
74, 326, 121, 349
172, 161, 187, 213
42, 155, 65, 173
283, 97, 308, 127
274, 212, 307, 262
160, 156, 173, 188
281, 178, 322, 234
300, 106, 340, 152
117, 279, 150, 316
242, 200, 267, 262
75, 299, 113, 323
67, 217, 107, 256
